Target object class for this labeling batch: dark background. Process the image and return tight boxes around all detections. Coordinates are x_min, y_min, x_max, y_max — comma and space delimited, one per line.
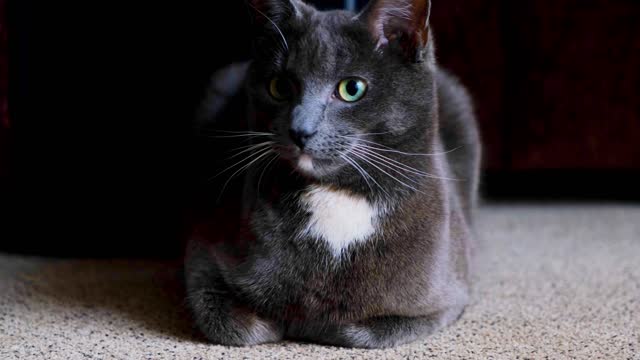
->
1, 0, 639, 257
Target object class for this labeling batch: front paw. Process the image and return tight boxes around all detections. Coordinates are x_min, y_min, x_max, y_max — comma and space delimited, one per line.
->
293, 314, 450, 349
339, 323, 381, 349
200, 308, 282, 346
287, 321, 380, 349
189, 291, 282, 346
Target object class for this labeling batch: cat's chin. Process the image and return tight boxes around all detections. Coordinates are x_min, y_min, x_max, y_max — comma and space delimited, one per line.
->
293, 154, 342, 179
276, 145, 343, 179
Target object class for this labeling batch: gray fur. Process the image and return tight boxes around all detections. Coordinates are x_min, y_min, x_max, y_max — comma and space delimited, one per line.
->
185, 0, 481, 348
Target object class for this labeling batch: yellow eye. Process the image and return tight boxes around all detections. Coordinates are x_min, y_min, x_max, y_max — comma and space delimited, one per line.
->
269, 76, 293, 101
336, 77, 367, 102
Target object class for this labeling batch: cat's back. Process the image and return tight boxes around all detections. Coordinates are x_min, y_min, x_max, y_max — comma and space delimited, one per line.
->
435, 67, 481, 218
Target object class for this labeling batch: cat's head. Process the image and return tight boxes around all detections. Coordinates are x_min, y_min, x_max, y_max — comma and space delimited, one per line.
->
246, 0, 437, 182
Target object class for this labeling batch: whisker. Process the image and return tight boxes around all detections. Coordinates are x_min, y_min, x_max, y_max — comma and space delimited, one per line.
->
350, 130, 395, 137
257, 153, 280, 194
225, 141, 275, 160
341, 134, 461, 157
349, 151, 424, 194
352, 146, 430, 177
356, 142, 462, 157
210, 130, 275, 135
218, 147, 275, 200
213, 144, 273, 180
339, 152, 373, 194
248, 3, 289, 52
351, 148, 422, 185
338, 135, 398, 151
206, 133, 275, 139
346, 154, 390, 198
197, 128, 274, 135
353, 146, 462, 181
356, 146, 462, 181
224, 141, 270, 154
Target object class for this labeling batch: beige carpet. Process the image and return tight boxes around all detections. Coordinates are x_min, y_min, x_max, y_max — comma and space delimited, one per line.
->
1, 204, 639, 359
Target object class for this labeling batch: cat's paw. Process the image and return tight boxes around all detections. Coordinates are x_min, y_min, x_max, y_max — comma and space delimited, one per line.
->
340, 323, 379, 348
287, 321, 382, 349
188, 288, 283, 346
338, 322, 417, 349
337, 310, 465, 349
197, 307, 283, 346
232, 312, 283, 346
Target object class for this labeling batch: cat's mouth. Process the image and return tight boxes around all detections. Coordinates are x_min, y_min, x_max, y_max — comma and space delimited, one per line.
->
294, 155, 339, 177
277, 145, 340, 178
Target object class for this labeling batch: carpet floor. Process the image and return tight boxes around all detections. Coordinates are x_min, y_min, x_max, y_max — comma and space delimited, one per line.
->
1, 204, 639, 359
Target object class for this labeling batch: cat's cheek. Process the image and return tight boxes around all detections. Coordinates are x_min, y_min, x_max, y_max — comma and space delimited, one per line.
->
252, 110, 277, 132
384, 104, 414, 132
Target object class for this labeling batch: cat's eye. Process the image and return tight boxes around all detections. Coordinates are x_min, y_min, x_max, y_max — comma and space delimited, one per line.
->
269, 76, 293, 101
336, 77, 367, 102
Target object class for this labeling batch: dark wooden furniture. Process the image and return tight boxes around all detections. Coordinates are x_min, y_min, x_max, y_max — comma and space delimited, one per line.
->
432, 0, 640, 173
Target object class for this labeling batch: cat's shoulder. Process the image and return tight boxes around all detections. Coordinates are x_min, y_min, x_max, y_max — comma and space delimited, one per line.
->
434, 67, 474, 114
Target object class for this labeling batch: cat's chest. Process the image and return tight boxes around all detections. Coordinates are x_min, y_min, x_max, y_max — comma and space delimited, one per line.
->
295, 185, 384, 256
243, 185, 389, 318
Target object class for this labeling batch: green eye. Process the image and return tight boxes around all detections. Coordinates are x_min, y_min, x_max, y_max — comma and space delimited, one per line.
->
336, 77, 367, 102
269, 76, 292, 101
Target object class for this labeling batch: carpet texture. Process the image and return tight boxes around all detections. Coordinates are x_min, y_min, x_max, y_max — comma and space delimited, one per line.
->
1, 204, 639, 359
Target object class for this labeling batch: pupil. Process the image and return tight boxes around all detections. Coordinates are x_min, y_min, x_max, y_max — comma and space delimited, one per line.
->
277, 81, 288, 95
346, 80, 359, 96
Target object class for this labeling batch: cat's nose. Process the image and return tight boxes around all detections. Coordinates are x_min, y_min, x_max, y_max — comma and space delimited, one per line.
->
289, 128, 316, 150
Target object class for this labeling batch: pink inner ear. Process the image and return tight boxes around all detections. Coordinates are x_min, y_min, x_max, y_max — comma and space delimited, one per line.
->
366, 0, 431, 52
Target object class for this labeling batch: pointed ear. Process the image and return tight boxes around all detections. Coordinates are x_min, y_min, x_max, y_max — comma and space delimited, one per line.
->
359, 0, 432, 62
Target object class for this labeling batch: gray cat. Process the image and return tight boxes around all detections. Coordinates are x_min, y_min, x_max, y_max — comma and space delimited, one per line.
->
185, 0, 481, 348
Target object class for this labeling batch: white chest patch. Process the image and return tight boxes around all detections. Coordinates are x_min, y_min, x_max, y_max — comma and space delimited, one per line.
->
299, 185, 380, 256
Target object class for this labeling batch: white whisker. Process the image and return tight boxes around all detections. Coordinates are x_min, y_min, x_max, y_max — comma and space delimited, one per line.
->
218, 147, 275, 200
351, 148, 422, 185
340, 134, 461, 157
353, 146, 429, 177
354, 146, 462, 182
350, 130, 395, 137
212, 130, 275, 135
208, 133, 275, 139
357, 142, 462, 157
339, 152, 373, 193
257, 153, 280, 193
343, 153, 391, 198
214, 143, 273, 179
225, 141, 275, 160
248, 3, 289, 52
349, 151, 424, 194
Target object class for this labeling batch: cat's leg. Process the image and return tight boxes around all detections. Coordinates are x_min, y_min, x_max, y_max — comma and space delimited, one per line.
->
185, 239, 283, 346
289, 307, 464, 349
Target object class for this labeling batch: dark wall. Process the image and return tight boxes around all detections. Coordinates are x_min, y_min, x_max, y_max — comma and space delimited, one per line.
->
3, 2, 255, 256
2, 0, 639, 257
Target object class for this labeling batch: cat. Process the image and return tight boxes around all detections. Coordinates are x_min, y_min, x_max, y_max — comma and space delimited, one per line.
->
185, 0, 481, 348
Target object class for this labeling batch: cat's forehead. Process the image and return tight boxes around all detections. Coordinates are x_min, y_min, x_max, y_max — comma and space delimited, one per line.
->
286, 10, 370, 78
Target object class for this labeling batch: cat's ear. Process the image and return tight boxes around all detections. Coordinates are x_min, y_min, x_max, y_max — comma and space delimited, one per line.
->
359, 0, 432, 63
